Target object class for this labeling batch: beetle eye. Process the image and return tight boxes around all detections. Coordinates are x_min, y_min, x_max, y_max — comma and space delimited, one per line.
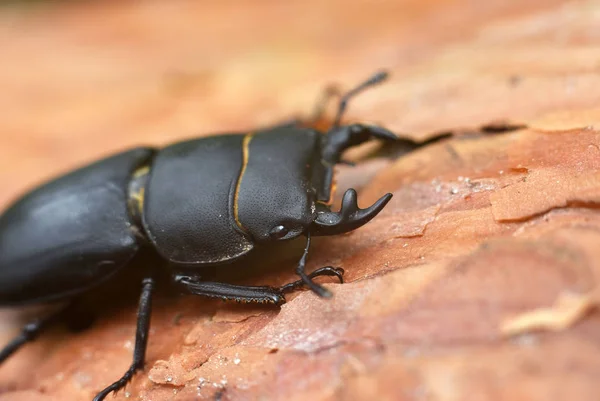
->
269, 225, 289, 240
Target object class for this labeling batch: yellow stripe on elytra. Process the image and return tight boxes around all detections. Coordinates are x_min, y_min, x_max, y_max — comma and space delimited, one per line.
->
133, 165, 150, 178
130, 187, 145, 214
234, 133, 254, 229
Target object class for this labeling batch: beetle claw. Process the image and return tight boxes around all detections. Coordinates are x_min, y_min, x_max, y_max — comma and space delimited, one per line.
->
311, 189, 392, 236
279, 266, 344, 295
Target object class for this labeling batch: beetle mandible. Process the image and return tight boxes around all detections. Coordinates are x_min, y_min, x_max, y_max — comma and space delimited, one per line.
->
0, 71, 398, 400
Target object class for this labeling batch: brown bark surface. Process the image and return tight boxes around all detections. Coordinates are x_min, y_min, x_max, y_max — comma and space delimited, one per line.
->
0, 1, 599, 400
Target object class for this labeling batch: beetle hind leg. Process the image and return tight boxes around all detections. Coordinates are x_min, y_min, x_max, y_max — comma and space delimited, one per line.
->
0, 304, 73, 363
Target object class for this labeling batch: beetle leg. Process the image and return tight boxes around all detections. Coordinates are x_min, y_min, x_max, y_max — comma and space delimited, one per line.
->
175, 277, 288, 305
93, 277, 154, 401
323, 123, 399, 164
175, 267, 344, 306
279, 266, 344, 294
0, 304, 73, 363
293, 234, 334, 298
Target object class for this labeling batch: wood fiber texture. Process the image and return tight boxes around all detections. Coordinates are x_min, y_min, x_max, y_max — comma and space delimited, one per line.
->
0, 0, 599, 400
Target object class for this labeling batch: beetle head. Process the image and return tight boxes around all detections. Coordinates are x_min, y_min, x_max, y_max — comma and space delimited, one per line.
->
239, 188, 391, 243
238, 70, 394, 244
236, 185, 315, 243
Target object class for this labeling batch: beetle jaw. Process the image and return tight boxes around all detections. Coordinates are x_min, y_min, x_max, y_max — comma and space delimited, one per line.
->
310, 189, 392, 236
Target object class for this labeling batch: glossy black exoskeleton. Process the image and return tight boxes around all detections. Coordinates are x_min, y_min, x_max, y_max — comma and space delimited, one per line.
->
0, 71, 411, 400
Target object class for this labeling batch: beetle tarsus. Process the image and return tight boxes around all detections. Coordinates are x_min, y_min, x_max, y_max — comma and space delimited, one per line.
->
94, 277, 154, 401
279, 266, 344, 293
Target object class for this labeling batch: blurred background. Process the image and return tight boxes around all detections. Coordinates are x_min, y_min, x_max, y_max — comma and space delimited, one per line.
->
0, 0, 599, 400
1, 0, 598, 206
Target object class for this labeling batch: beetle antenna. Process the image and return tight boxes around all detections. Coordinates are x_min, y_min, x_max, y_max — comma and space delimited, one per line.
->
332, 70, 389, 129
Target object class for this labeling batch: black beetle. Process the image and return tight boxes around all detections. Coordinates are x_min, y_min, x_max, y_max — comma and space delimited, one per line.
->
0, 71, 399, 400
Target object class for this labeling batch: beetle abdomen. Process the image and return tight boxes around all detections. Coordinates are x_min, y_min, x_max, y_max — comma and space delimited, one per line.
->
142, 135, 254, 265
0, 148, 154, 305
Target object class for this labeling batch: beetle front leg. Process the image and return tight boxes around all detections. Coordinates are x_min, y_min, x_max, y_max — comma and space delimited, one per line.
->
93, 277, 154, 401
280, 266, 344, 294
175, 266, 344, 306
293, 233, 340, 298
323, 123, 399, 164
175, 278, 288, 305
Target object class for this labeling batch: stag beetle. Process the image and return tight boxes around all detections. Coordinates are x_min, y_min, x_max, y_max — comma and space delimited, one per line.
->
0, 71, 403, 400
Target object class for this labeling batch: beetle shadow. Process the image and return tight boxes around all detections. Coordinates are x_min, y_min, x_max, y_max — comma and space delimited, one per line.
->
75, 239, 311, 317
173, 238, 310, 286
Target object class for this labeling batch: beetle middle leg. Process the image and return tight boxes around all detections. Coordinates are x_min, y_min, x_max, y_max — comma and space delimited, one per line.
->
93, 277, 154, 401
